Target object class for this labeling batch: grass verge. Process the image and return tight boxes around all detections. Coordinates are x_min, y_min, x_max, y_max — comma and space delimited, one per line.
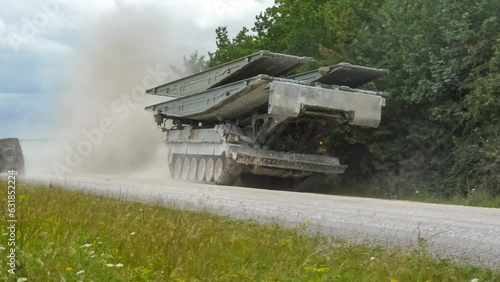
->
326, 185, 500, 208
0, 181, 498, 281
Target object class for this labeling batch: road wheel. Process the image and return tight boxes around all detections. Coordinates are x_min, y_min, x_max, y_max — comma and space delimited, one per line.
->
181, 157, 190, 180
214, 157, 224, 182
205, 158, 214, 182
173, 157, 183, 179
215, 158, 243, 186
197, 158, 206, 182
189, 158, 197, 181
167, 151, 175, 178
2, 148, 17, 163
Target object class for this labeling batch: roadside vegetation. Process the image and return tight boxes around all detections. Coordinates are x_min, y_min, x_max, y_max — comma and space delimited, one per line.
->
199, 0, 500, 202
1, 182, 498, 281
324, 185, 500, 209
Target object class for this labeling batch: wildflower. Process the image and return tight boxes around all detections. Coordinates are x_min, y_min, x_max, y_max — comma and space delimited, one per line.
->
106, 263, 114, 267
130, 232, 136, 236
370, 257, 376, 261
115, 263, 124, 268
415, 190, 419, 194
76, 270, 85, 275
80, 244, 92, 248
390, 279, 398, 282
0, 246, 6, 251
17, 278, 28, 282
65, 267, 73, 271
470, 279, 479, 282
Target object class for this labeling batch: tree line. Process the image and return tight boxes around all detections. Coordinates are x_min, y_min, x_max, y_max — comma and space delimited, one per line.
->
202, 0, 500, 197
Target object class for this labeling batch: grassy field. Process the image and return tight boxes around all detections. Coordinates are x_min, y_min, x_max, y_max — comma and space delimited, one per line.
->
0, 182, 498, 281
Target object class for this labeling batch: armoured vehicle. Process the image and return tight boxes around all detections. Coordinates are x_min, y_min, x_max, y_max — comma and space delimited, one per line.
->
145, 51, 388, 191
0, 138, 25, 175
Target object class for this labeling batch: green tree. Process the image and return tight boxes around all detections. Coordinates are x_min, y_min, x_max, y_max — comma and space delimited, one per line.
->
209, 0, 384, 67
171, 51, 208, 77
338, 0, 500, 196
206, 0, 500, 196
208, 27, 261, 67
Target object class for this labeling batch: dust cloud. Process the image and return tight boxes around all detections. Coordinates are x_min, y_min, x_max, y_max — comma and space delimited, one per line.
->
54, 5, 186, 179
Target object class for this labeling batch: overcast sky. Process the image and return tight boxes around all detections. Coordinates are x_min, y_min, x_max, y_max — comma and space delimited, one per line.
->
0, 0, 273, 139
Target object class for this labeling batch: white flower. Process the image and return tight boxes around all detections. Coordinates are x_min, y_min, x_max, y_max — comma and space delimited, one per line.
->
115, 263, 124, 268
106, 263, 114, 267
0, 246, 6, 251
130, 232, 136, 236
76, 270, 85, 275
470, 279, 479, 282
370, 257, 376, 261
88, 250, 95, 255
80, 244, 92, 248
17, 279, 28, 282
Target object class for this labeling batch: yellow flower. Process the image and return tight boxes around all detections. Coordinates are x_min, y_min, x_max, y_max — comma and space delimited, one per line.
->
65, 267, 73, 271
390, 279, 398, 282
313, 267, 330, 273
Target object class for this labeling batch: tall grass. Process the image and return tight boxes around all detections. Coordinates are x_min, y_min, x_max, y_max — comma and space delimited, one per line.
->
0, 182, 498, 281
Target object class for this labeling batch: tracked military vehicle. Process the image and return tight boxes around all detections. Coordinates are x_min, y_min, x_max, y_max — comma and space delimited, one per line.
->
0, 138, 25, 175
145, 51, 388, 191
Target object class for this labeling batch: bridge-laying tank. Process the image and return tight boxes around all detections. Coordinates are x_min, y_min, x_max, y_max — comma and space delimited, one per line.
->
145, 51, 388, 191
0, 138, 25, 175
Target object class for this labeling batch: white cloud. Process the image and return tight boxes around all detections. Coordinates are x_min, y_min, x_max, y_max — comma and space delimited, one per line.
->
0, 17, 6, 34
0, 0, 275, 139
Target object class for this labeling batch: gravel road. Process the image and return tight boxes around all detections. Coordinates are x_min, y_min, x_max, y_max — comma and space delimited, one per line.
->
24, 173, 500, 269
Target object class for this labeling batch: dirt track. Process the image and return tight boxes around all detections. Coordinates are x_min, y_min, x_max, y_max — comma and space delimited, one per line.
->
25, 172, 500, 269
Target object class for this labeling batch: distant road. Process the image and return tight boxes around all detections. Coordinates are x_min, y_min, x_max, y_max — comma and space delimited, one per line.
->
26, 173, 500, 269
